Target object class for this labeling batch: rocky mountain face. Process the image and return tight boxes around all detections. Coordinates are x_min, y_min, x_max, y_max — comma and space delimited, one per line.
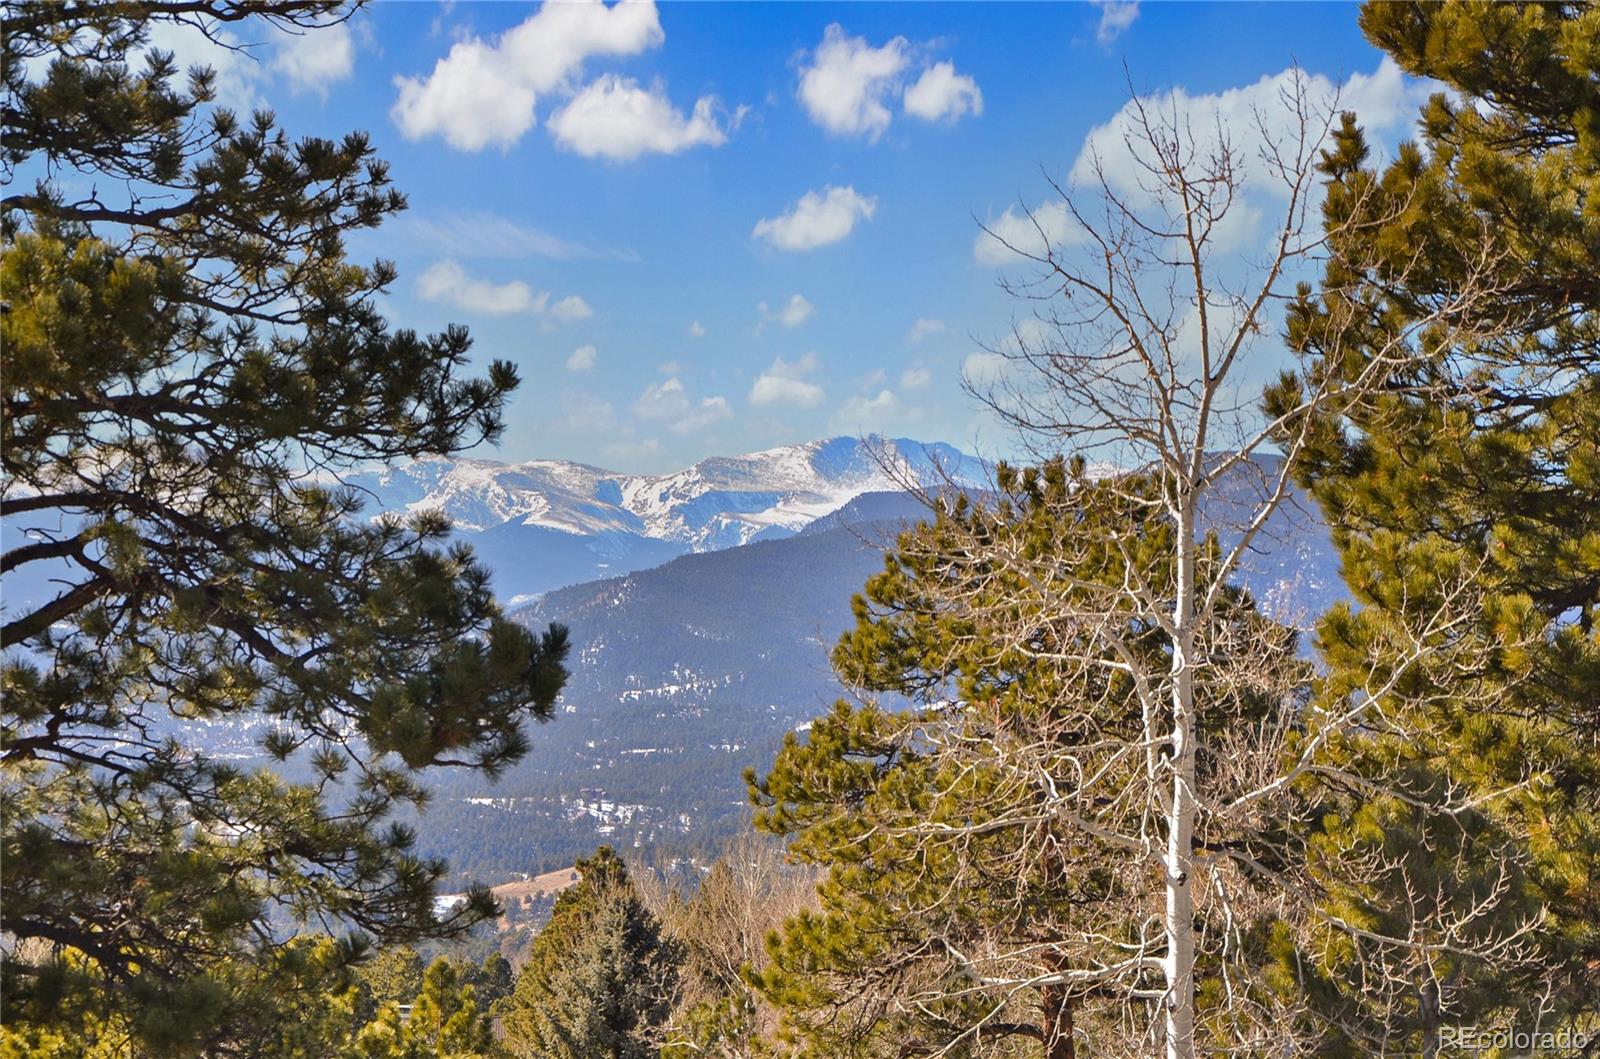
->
339, 436, 989, 604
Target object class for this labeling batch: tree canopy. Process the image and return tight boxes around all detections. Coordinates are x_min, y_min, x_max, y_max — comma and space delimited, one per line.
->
1, 2, 567, 1052
1264, 1, 1600, 1050
501, 847, 682, 1059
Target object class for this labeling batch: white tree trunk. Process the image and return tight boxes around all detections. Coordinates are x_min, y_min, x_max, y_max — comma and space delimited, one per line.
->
1165, 496, 1198, 1059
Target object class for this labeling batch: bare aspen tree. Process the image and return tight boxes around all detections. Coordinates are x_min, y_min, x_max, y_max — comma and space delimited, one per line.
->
632, 836, 819, 1058
753, 72, 1524, 1059
955, 74, 1520, 1058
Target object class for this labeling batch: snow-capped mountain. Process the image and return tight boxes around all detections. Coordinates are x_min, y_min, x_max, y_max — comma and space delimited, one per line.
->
339, 436, 989, 602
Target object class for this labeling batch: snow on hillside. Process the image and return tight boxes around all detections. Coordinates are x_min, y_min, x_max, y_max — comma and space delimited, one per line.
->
341, 436, 988, 551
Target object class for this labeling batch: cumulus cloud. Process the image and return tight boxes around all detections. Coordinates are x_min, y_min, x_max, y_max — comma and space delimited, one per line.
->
1070, 60, 1429, 250
974, 201, 1083, 265
136, 19, 361, 113
1092, 1, 1140, 45
798, 24, 908, 141
830, 389, 900, 432
749, 353, 825, 409
903, 61, 982, 123
547, 75, 735, 159
391, 0, 664, 151
566, 344, 597, 371
797, 25, 983, 139
900, 366, 931, 390
146, 21, 265, 111
415, 260, 593, 323
779, 294, 816, 327
548, 294, 594, 323
687, 320, 706, 338
962, 351, 1010, 387
633, 377, 733, 434
753, 185, 877, 251
416, 260, 543, 315
906, 317, 945, 343
272, 21, 355, 95
758, 294, 815, 329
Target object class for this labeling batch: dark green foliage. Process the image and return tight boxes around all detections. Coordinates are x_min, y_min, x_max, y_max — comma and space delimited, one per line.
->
502, 847, 682, 1059
1264, 0, 1600, 1049
0, 3, 568, 1053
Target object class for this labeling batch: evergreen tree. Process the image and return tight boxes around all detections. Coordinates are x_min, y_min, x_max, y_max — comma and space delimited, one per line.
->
502, 847, 681, 1059
1264, 1, 1600, 1050
0, 3, 568, 1052
465, 951, 515, 1013
351, 958, 494, 1059
356, 946, 428, 1021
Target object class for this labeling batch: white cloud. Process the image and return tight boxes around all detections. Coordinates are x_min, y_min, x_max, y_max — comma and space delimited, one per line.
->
146, 21, 265, 112
548, 295, 594, 323
138, 19, 362, 112
566, 344, 597, 371
962, 351, 1010, 387
1092, 1, 1140, 45
906, 317, 945, 343
1070, 60, 1429, 244
903, 61, 982, 123
749, 353, 825, 409
658, 360, 682, 374
272, 21, 355, 95
675, 397, 734, 434
687, 320, 706, 338
548, 75, 734, 159
416, 260, 543, 315
753, 185, 877, 252
830, 389, 900, 431
391, 0, 665, 151
900, 366, 931, 390
633, 377, 733, 434
798, 24, 908, 141
761, 294, 815, 328
966, 319, 1052, 385
415, 260, 594, 323
974, 201, 1082, 265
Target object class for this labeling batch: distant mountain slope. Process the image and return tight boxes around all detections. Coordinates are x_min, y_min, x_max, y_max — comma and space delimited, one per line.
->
416, 466, 1346, 884
337, 436, 988, 602
418, 514, 900, 882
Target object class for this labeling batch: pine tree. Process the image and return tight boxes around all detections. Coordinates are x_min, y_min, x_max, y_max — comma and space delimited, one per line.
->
0, 3, 568, 1052
502, 847, 682, 1059
1263, 1, 1600, 1051
351, 958, 494, 1059
356, 947, 428, 1021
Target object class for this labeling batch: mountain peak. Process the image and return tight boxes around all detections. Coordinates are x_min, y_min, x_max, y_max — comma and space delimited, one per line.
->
336, 438, 989, 599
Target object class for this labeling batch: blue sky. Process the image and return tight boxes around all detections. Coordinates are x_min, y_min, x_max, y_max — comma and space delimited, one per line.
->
164, 1, 1430, 473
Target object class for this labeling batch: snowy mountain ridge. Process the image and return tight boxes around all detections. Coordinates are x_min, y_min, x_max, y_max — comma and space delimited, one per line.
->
343, 435, 989, 551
